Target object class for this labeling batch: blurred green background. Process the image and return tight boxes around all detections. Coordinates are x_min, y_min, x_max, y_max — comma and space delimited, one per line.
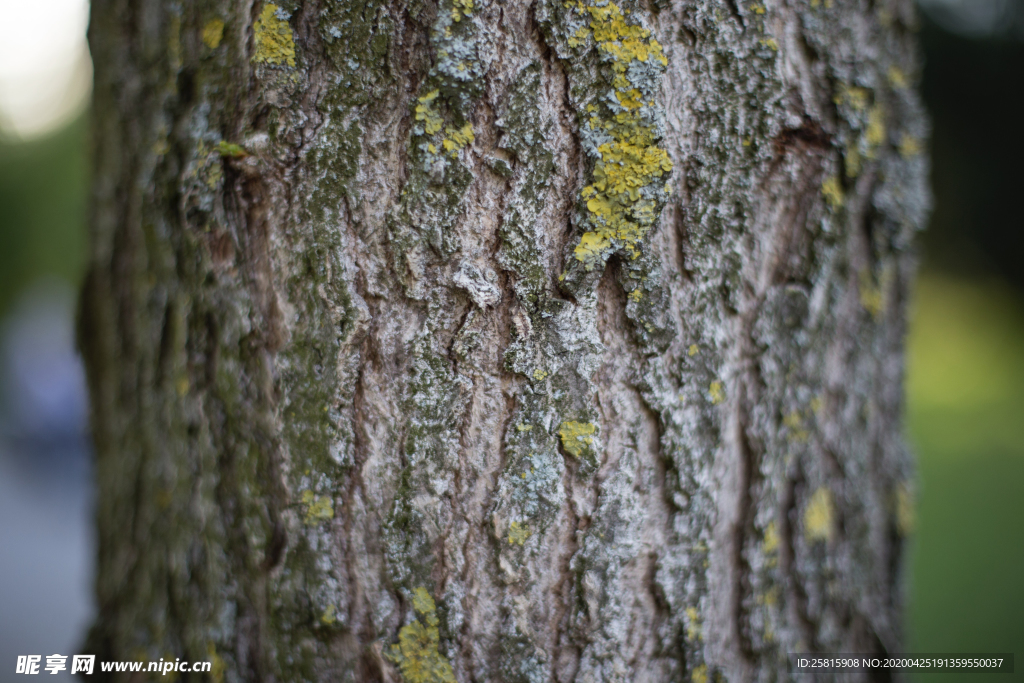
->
0, 1, 1021, 679
0, 118, 89, 317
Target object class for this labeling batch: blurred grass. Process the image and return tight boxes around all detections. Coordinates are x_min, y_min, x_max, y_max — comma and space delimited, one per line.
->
906, 275, 1024, 679
0, 116, 89, 319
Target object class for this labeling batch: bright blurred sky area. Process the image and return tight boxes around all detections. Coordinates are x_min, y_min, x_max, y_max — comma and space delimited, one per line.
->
919, 0, 1024, 37
0, 0, 91, 140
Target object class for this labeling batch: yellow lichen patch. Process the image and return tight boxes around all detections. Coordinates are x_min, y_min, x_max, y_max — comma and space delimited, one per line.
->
628, 288, 643, 302
865, 105, 886, 155
516, 423, 533, 432
388, 588, 456, 683
205, 163, 223, 189
169, 14, 182, 72
760, 37, 779, 51
688, 344, 699, 356
203, 19, 225, 49
708, 380, 725, 405
821, 176, 843, 209
845, 143, 861, 178
558, 420, 597, 458
508, 521, 532, 545
568, 25, 591, 48
888, 65, 908, 89
321, 604, 337, 625
750, 3, 766, 13
207, 642, 225, 683
899, 134, 921, 158
763, 521, 779, 554
803, 487, 834, 542
252, 4, 296, 67
532, 368, 548, 381
783, 411, 809, 442
566, 0, 673, 268
415, 91, 444, 136
756, 586, 781, 607
574, 231, 613, 263
442, 123, 475, 156
859, 269, 883, 319
895, 482, 915, 536
809, 395, 823, 415
301, 490, 334, 524
834, 85, 869, 111
685, 606, 702, 641
691, 664, 708, 683
451, 0, 474, 21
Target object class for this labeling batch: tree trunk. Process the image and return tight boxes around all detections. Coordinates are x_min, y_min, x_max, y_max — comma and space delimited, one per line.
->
80, 0, 928, 680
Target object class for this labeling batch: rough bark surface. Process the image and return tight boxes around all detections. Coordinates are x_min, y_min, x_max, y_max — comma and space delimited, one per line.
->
81, 0, 929, 680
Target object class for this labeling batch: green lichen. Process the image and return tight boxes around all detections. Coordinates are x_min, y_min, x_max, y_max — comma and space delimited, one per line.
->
558, 420, 597, 458
387, 588, 457, 683
215, 140, 247, 158
494, 64, 557, 297
708, 380, 724, 405
253, 4, 296, 67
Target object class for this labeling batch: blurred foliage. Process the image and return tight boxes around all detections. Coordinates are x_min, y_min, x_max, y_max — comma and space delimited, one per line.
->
919, 11, 1024, 289
906, 11, 1024, 671
0, 115, 88, 319
906, 276, 1024, 677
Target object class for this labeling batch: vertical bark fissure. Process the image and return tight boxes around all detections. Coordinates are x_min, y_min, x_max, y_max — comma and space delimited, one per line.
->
778, 468, 819, 651
551, 453, 582, 683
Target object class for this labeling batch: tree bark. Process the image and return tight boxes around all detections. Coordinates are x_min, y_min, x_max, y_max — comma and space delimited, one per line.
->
80, 0, 928, 680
